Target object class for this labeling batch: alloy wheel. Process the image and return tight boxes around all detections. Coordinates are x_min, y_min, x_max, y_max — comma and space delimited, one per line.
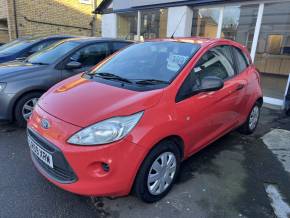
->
249, 105, 259, 130
22, 98, 38, 120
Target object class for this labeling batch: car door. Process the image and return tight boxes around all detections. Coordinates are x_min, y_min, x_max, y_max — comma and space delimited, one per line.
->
61, 42, 110, 79
175, 45, 240, 153
230, 46, 251, 118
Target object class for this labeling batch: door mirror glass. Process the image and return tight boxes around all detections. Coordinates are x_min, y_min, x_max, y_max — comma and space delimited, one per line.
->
197, 76, 224, 93
66, 61, 82, 69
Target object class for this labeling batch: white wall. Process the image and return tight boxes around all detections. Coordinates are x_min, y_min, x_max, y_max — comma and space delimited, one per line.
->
167, 6, 193, 37
101, 14, 117, 38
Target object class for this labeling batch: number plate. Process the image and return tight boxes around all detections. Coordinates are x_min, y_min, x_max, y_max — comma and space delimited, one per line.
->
28, 137, 54, 168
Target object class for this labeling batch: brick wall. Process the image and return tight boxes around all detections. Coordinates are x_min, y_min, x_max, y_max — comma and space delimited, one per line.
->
6, 0, 102, 40
0, 0, 8, 19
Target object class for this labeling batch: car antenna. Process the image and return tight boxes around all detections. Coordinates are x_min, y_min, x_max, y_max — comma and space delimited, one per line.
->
170, 12, 186, 39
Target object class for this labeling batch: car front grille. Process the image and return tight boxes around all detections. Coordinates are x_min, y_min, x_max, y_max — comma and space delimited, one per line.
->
27, 128, 77, 184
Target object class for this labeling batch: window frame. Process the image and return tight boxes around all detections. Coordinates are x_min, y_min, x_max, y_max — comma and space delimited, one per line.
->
56, 42, 109, 70
66, 42, 111, 68
231, 46, 250, 74
176, 44, 238, 102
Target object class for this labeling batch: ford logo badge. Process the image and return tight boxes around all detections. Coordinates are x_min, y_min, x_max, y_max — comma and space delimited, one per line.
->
41, 119, 50, 129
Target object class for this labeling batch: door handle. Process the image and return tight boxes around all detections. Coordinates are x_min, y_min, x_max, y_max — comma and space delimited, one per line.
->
236, 84, 245, 91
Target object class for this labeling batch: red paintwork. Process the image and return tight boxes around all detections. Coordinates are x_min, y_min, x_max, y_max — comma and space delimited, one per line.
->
28, 37, 263, 197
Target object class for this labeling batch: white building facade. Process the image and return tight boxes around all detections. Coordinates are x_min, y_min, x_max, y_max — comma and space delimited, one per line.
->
97, 0, 290, 107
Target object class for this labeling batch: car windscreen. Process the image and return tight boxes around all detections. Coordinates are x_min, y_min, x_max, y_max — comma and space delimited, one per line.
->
90, 41, 200, 84
0, 39, 35, 55
27, 41, 81, 65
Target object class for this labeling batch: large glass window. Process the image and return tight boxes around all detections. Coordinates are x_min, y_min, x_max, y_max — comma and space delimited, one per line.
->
191, 7, 220, 38
117, 12, 138, 40
221, 5, 259, 50
254, 2, 290, 99
140, 9, 168, 39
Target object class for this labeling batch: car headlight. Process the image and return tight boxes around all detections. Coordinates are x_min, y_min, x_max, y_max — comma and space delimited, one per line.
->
67, 111, 144, 145
0, 83, 6, 93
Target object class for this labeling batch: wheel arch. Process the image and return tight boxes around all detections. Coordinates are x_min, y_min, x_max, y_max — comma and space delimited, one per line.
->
11, 89, 46, 121
130, 134, 185, 193
256, 97, 263, 107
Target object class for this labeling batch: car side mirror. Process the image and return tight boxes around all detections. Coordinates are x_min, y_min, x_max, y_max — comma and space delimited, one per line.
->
66, 61, 82, 69
196, 76, 224, 93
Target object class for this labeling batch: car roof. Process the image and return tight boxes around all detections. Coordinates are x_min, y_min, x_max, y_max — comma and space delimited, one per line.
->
13, 35, 74, 44
145, 37, 247, 49
60, 37, 133, 43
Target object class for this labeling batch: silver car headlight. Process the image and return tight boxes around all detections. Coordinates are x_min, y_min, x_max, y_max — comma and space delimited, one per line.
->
67, 111, 144, 145
0, 83, 6, 93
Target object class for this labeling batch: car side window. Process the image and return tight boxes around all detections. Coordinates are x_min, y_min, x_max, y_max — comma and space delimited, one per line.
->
111, 42, 131, 53
232, 47, 249, 73
176, 46, 235, 102
193, 47, 235, 80
29, 40, 59, 53
69, 43, 110, 67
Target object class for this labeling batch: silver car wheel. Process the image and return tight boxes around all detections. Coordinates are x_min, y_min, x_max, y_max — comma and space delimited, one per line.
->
249, 105, 259, 130
147, 152, 177, 195
22, 98, 38, 120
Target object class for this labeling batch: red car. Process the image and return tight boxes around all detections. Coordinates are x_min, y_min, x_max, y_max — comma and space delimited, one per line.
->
27, 38, 263, 203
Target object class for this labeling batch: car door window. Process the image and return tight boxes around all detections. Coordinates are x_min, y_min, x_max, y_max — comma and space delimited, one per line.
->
177, 46, 235, 102
111, 42, 131, 53
69, 43, 110, 68
193, 47, 235, 80
232, 47, 249, 73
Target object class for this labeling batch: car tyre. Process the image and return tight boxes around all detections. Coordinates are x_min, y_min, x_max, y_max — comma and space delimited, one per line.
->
14, 92, 42, 127
238, 102, 261, 135
133, 140, 181, 203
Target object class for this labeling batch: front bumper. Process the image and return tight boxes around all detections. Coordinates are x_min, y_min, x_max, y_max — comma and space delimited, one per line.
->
0, 93, 16, 120
27, 105, 147, 197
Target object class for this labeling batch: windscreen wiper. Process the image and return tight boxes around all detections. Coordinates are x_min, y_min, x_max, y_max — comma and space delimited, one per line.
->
135, 79, 169, 85
95, 72, 132, 84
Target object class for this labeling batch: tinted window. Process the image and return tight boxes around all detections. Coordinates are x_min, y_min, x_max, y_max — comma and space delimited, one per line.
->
27, 41, 81, 65
0, 40, 35, 55
193, 47, 235, 80
69, 43, 110, 67
29, 39, 60, 53
91, 41, 200, 82
232, 47, 249, 73
112, 42, 131, 53
0, 39, 22, 51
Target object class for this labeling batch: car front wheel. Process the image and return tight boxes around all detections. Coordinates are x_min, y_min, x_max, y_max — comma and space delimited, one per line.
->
14, 92, 42, 127
133, 140, 181, 203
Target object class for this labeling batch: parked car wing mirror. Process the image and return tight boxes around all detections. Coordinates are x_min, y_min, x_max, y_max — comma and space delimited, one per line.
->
66, 61, 82, 69
197, 76, 224, 93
